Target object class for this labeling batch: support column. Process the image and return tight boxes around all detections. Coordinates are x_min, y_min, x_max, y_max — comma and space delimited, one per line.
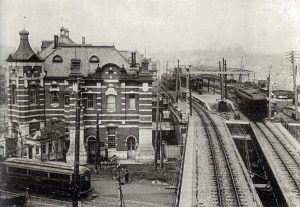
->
66, 126, 87, 164
136, 127, 154, 163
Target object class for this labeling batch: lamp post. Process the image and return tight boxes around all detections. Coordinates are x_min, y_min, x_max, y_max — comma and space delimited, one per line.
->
117, 164, 125, 207
73, 78, 81, 207
95, 113, 100, 173
185, 66, 192, 116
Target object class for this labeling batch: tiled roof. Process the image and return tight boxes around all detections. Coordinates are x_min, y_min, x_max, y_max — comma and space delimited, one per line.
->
40, 45, 131, 77
6, 29, 43, 62
58, 35, 75, 46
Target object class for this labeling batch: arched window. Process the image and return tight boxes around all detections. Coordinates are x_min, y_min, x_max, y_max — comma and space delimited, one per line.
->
107, 95, 116, 112
127, 137, 136, 150
89, 55, 99, 63
52, 55, 63, 63
51, 91, 59, 104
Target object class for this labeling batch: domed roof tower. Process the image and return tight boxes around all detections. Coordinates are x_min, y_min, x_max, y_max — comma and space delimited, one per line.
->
6, 29, 43, 62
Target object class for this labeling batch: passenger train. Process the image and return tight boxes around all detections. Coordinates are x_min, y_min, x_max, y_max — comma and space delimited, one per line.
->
0, 158, 92, 197
235, 88, 268, 120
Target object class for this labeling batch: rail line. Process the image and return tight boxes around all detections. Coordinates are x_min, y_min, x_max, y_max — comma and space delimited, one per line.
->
192, 99, 243, 207
253, 122, 300, 206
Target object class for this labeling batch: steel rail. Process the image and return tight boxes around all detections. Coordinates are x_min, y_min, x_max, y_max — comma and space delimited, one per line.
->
192, 102, 223, 206
263, 122, 300, 170
255, 122, 300, 192
192, 99, 242, 207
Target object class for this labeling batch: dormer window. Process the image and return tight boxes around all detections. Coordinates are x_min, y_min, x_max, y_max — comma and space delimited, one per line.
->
52, 55, 63, 63
89, 55, 99, 63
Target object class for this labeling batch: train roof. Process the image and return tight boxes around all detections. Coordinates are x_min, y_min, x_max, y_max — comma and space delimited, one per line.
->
236, 88, 266, 100
0, 158, 91, 175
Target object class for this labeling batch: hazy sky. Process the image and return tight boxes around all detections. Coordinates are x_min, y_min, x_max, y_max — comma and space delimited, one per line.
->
1, 0, 300, 54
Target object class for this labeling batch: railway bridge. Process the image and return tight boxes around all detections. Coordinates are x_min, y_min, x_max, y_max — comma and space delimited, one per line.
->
164, 89, 300, 207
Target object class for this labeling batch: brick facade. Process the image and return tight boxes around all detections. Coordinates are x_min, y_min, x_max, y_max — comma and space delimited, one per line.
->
6, 28, 155, 164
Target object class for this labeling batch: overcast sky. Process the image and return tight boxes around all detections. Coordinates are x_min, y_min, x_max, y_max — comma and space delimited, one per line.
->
0, 0, 300, 54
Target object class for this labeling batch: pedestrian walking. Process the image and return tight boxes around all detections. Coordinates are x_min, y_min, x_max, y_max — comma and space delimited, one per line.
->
124, 170, 129, 183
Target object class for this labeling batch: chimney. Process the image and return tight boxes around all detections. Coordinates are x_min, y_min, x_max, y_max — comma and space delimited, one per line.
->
82, 37, 85, 44
133, 52, 136, 67
142, 59, 149, 71
131, 52, 134, 67
53, 35, 58, 49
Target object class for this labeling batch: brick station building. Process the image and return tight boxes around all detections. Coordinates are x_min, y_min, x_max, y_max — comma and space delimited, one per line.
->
6, 28, 155, 164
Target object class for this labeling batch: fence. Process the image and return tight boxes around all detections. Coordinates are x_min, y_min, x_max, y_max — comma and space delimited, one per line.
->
280, 117, 300, 143
165, 145, 181, 159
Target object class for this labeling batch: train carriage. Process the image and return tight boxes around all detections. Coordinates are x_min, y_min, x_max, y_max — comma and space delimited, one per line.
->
0, 158, 92, 197
235, 88, 268, 120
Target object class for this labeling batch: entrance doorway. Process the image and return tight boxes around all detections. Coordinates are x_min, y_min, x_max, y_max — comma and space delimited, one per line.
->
127, 136, 136, 159
87, 137, 96, 164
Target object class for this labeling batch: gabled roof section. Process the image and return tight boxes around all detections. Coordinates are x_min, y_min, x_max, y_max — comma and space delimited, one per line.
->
6, 29, 43, 62
43, 45, 132, 77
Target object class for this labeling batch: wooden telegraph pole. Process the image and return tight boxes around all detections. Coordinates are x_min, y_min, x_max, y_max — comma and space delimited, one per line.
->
219, 61, 223, 99
286, 50, 299, 120
175, 60, 179, 103
154, 91, 159, 170
291, 51, 299, 120
268, 66, 272, 119
224, 59, 227, 99
73, 78, 81, 207
95, 113, 100, 173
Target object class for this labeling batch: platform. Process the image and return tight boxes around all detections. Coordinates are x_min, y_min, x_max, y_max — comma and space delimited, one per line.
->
250, 121, 300, 206
178, 115, 196, 207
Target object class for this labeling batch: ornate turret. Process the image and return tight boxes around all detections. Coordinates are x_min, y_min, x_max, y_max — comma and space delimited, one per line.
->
6, 29, 43, 62
58, 27, 75, 46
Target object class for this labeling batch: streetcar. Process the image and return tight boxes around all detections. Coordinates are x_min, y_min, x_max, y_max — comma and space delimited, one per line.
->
0, 158, 92, 197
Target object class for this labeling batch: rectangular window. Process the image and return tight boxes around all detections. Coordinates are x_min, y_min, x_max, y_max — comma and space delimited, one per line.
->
51, 91, 59, 104
50, 173, 70, 180
129, 94, 136, 109
29, 88, 37, 104
87, 94, 94, 108
55, 141, 59, 153
107, 95, 116, 112
42, 143, 46, 154
29, 170, 48, 178
29, 122, 40, 135
12, 85, 17, 104
49, 141, 53, 152
9, 167, 27, 175
162, 110, 170, 120
107, 128, 116, 148
64, 94, 70, 105
35, 146, 40, 155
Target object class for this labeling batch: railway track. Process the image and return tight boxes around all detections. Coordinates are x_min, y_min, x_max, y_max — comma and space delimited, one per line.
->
192, 99, 245, 207
253, 122, 300, 206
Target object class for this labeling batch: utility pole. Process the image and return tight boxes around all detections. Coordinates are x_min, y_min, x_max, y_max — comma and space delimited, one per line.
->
95, 113, 100, 173
175, 60, 179, 103
159, 124, 163, 169
190, 80, 192, 116
291, 51, 298, 120
3, 116, 6, 156
219, 61, 223, 99
117, 164, 125, 207
268, 66, 272, 119
154, 91, 159, 170
224, 59, 227, 99
185, 68, 188, 116
73, 78, 81, 207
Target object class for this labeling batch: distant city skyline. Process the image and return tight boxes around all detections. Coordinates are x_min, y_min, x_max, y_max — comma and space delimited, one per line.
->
1, 0, 300, 55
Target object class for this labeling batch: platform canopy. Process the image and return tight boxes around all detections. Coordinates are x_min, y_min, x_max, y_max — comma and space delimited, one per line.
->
180, 65, 254, 77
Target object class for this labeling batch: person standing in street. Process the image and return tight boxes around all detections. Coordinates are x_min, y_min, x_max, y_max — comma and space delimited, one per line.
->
124, 170, 129, 183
